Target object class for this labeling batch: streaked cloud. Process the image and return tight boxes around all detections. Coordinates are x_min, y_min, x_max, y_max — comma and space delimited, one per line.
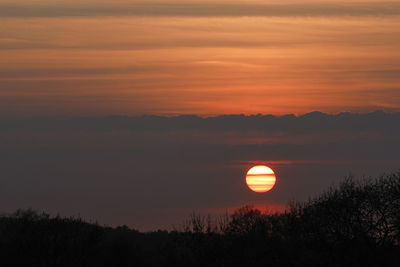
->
1, 1, 400, 116
1, 2, 400, 17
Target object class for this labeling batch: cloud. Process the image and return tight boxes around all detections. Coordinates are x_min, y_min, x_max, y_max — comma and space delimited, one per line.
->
1, 111, 399, 230
1, 2, 400, 18
1, 110, 399, 133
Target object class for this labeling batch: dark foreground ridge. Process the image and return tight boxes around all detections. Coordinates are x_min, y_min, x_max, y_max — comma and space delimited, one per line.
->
1, 172, 400, 266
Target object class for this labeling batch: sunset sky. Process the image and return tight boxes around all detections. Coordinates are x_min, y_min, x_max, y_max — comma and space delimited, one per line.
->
1, 0, 400, 116
1, 1, 400, 230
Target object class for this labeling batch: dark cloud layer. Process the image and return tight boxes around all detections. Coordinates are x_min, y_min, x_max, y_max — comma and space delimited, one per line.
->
1, 111, 399, 230
1, 2, 400, 17
2, 110, 399, 133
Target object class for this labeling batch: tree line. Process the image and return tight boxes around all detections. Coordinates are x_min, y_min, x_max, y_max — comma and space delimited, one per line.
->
1, 172, 400, 266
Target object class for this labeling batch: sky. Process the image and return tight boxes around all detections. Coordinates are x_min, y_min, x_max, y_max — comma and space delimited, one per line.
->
1, 0, 400, 116
0, 0, 400, 230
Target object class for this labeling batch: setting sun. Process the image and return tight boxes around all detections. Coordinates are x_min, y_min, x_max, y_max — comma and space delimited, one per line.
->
246, 165, 277, 193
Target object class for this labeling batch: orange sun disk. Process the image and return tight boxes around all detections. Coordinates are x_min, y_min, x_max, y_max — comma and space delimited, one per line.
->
246, 165, 276, 193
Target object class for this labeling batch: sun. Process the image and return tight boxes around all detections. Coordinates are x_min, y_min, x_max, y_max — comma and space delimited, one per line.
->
246, 165, 276, 193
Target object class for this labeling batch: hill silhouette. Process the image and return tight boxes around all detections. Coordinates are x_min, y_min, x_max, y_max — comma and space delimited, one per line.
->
1, 172, 400, 266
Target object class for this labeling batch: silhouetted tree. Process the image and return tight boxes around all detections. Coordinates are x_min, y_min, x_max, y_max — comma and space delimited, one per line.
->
1, 172, 400, 266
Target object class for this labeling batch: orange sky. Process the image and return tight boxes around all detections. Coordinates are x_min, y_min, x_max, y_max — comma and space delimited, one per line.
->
1, 1, 400, 116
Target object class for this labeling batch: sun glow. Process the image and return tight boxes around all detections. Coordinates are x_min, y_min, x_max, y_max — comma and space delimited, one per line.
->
246, 165, 276, 193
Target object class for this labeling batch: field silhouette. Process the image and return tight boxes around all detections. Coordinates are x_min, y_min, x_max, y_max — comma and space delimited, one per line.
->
1, 172, 399, 266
